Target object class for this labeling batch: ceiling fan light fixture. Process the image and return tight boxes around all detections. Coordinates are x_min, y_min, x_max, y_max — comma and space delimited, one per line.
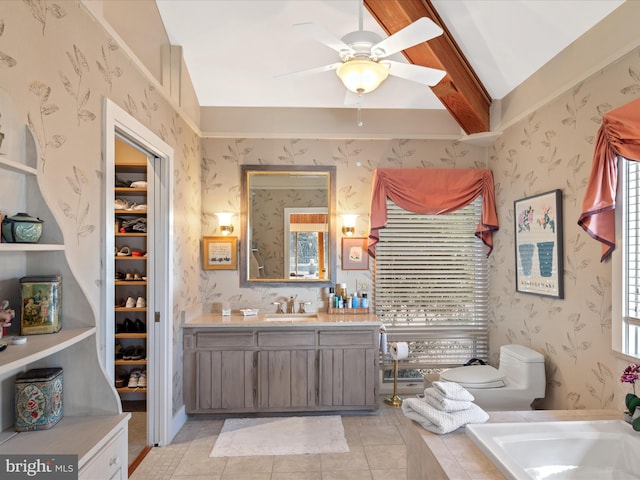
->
336, 59, 389, 94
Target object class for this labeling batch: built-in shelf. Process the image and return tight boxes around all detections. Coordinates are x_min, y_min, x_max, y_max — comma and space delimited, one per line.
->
114, 307, 146, 313
116, 387, 146, 393
114, 187, 147, 194
115, 209, 147, 215
114, 359, 147, 366
0, 156, 37, 175
115, 232, 147, 237
115, 256, 147, 261
0, 414, 130, 463
0, 327, 95, 375
115, 333, 146, 339
0, 243, 64, 252
114, 280, 147, 286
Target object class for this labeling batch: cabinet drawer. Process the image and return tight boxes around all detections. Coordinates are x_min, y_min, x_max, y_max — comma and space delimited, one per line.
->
79, 428, 127, 480
319, 330, 374, 346
258, 331, 316, 347
196, 332, 255, 348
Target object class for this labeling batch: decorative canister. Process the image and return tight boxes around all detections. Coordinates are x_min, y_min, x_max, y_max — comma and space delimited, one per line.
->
1, 212, 44, 243
15, 367, 63, 431
20, 275, 62, 335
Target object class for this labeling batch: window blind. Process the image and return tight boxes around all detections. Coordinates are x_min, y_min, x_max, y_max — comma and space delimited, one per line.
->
623, 158, 640, 356
375, 197, 489, 369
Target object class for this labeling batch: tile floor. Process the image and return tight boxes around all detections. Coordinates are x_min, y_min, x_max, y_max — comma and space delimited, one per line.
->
130, 397, 410, 480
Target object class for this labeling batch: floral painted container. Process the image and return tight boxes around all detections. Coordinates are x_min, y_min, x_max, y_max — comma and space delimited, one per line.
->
15, 367, 63, 431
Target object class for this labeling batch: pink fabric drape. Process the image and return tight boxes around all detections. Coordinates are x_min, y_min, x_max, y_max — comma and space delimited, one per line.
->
578, 97, 640, 261
368, 168, 499, 257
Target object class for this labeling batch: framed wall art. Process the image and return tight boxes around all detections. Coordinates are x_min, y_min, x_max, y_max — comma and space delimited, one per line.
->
341, 237, 369, 270
202, 236, 237, 270
514, 189, 564, 298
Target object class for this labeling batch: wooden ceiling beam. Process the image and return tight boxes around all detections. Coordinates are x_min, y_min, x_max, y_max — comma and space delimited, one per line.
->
364, 0, 491, 134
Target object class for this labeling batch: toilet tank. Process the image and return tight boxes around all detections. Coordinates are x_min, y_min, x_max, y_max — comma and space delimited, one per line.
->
499, 344, 545, 392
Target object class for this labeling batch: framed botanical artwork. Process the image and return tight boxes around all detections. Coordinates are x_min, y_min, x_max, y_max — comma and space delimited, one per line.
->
202, 236, 238, 270
342, 237, 369, 270
514, 189, 564, 298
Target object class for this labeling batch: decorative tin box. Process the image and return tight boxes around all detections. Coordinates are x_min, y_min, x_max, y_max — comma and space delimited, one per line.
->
20, 275, 61, 335
15, 367, 63, 431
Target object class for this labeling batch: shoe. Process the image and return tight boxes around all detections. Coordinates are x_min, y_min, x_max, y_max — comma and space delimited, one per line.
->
115, 175, 131, 188
136, 297, 146, 308
126, 203, 147, 211
130, 180, 147, 189
125, 297, 136, 308
114, 198, 131, 210
115, 343, 123, 360
131, 250, 145, 257
137, 370, 147, 388
115, 298, 127, 308
127, 370, 141, 388
130, 345, 145, 360
115, 371, 128, 388
116, 246, 131, 257
121, 345, 136, 360
123, 318, 135, 332
115, 271, 125, 281
134, 319, 146, 333
133, 272, 143, 281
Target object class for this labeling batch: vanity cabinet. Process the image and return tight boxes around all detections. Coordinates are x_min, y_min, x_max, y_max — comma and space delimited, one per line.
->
318, 330, 378, 409
183, 331, 256, 412
257, 331, 317, 409
183, 324, 378, 414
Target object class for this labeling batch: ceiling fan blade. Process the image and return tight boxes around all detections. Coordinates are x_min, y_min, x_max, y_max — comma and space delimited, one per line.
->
275, 62, 342, 79
384, 60, 446, 87
372, 17, 443, 58
293, 22, 354, 56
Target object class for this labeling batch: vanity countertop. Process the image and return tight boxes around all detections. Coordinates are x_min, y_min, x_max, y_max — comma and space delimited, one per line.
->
404, 408, 623, 479
182, 311, 382, 328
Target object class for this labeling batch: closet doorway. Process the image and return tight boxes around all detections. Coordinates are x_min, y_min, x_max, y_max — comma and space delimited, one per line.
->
103, 98, 174, 468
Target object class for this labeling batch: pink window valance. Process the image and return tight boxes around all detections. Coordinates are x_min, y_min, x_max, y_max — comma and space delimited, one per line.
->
578, 97, 640, 261
368, 168, 499, 257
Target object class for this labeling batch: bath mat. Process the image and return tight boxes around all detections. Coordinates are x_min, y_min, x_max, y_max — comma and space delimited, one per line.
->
210, 415, 349, 457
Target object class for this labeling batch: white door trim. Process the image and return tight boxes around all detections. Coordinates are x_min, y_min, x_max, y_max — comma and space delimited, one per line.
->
103, 97, 174, 446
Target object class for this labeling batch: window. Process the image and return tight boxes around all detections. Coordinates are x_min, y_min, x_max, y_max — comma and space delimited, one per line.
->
283, 207, 328, 278
614, 156, 640, 358
375, 197, 489, 375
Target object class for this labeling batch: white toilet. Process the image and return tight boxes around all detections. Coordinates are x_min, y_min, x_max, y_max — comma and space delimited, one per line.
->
439, 344, 545, 410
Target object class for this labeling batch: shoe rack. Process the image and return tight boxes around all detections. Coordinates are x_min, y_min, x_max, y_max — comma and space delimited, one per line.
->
113, 143, 148, 401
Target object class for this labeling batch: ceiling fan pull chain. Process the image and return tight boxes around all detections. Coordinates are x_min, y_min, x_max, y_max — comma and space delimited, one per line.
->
356, 91, 364, 127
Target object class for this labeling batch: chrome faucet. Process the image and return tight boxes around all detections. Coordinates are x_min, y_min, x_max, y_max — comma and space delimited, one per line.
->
287, 295, 296, 314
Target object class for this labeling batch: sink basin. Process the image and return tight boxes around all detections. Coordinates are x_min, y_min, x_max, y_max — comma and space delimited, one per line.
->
263, 314, 318, 322
466, 420, 640, 480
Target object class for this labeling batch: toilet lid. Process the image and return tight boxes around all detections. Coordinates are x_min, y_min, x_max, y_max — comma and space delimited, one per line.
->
440, 365, 506, 389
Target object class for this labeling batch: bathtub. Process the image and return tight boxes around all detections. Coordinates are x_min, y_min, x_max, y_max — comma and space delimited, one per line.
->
466, 420, 640, 480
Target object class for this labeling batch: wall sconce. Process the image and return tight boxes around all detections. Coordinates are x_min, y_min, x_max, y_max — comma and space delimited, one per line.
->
342, 214, 358, 236
216, 212, 234, 236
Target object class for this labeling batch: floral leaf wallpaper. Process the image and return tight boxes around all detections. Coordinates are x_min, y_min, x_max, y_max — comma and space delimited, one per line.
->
3, 0, 640, 418
0, 3, 200, 413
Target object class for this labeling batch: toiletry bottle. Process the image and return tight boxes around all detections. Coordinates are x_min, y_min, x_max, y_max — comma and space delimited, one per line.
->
361, 293, 369, 309
352, 292, 359, 309
328, 288, 335, 312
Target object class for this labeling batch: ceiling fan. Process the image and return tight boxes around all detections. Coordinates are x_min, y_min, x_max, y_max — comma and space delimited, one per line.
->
279, 2, 446, 96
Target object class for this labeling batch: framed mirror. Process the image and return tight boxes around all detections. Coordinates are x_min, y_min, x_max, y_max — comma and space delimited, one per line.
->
240, 165, 336, 287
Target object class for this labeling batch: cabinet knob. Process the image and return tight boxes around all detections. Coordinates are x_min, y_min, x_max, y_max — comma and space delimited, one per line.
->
109, 456, 120, 466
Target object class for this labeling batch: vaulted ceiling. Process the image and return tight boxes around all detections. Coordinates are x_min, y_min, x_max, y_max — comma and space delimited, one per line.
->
155, 0, 624, 135
364, 0, 490, 133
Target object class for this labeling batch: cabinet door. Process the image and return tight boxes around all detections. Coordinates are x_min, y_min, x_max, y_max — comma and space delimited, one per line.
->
195, 350, 255, 410
258, 350, 316, 408
319, 347, 377, 408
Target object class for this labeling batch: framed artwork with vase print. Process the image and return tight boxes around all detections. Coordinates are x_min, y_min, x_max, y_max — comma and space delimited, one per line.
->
514, 189, 564, 298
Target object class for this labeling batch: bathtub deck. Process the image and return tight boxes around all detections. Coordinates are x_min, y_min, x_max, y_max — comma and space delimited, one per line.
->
404, 409, 623, 480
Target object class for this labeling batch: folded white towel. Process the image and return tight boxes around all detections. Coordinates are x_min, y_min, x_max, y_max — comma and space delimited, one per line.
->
402, 397, 489, 434
424, 387, 472, 412
433, 381, 474, 401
